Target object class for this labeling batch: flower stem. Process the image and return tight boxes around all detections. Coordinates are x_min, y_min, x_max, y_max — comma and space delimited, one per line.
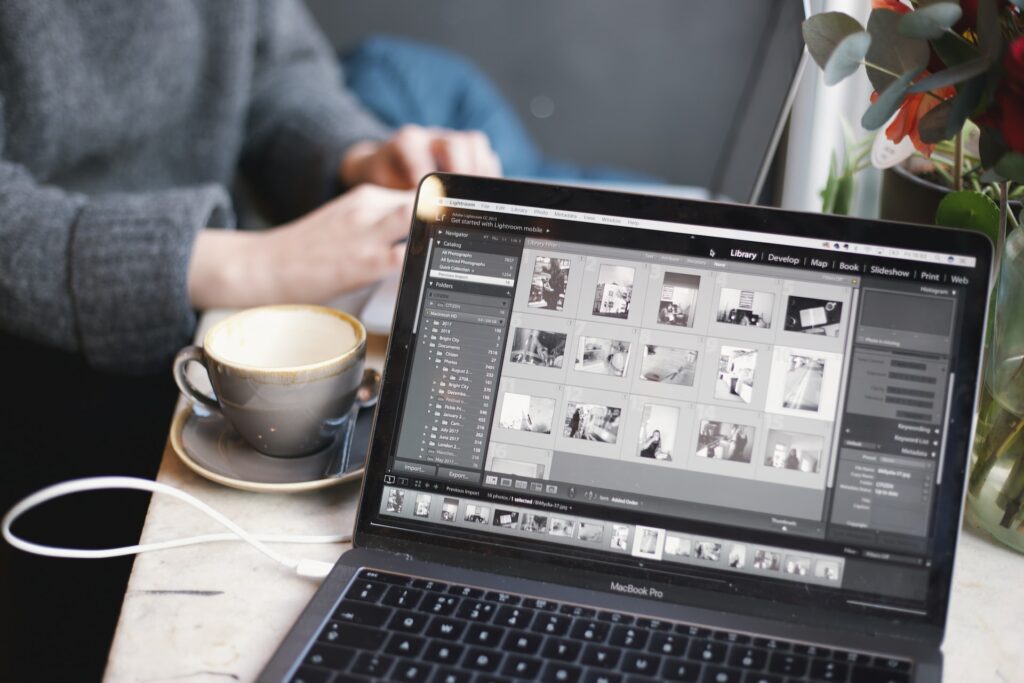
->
954, 130, 964, 192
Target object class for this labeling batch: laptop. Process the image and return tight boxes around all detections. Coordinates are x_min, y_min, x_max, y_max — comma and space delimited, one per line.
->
260, 174, 992, 683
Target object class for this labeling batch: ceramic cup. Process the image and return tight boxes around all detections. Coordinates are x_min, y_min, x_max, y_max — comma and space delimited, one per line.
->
173, 305, 366, 457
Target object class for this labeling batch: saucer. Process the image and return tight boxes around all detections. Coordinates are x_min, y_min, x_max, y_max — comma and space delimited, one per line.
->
169, 404, 373, 493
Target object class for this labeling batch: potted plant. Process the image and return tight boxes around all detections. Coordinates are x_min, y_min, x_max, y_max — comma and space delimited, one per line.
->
804, 0, 1024, 551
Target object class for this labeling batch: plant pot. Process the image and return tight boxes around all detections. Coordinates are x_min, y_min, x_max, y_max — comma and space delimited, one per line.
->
879, 164, 949, 224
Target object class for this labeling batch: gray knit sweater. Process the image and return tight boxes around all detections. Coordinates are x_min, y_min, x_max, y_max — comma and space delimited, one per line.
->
0, 0, 389, 373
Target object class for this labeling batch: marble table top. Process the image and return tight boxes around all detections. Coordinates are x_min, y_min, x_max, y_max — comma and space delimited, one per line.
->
103, 324, 1024, 683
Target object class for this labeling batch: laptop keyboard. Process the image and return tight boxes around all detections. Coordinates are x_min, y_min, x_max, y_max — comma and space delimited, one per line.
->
291, 569, 914, 683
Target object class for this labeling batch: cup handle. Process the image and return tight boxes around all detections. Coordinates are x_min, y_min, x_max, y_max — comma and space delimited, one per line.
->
172, 345, 220, 411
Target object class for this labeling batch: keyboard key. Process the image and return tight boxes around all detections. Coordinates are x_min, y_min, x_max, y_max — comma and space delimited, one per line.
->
447, 584, 483, 598
348, 579, 388, 603
388, 610, 430, 633
610, 625, 649, 649
584, 672, 623, 683
649, 632, 688, 656
638, 618, 672, 631
431, 668, 471, 683
527, 598, 559, 611
581, 644, 622, 669
541, 662, 582, 683
542, 638, 582, 662
713, 631, 751, 645
532, 613, 571, 636
677, 625, 712, 638
832, 650, 871, 664
752, 638, 789, 651
727, 647, 767, 670
384, 633, 426, 658
475, 677, 513, 683
422, 592, 460, 616
304, 643, 354, 670
700, 667, 744, 683
358, 569, 410, 585
794, 644, 831, 657
809, 659, 848, 681
426, 616, 465, 640
560, 604, 597, 618
289, 666, 331, 683
873, 657, 912, 672
318, 622, 386, 649
457, 600, 497, 621
851, 667, 910, 683
412, 578, 448, 592
622, 652, 661, 675
331, 600, 391, 627
495, 605, 535, 629
571, 619, 610, 643
504, 630, 543, 655
486, 590, 521, 605
352, 652, 394, 677
503, 655, 543, 678
688, 640, 727, 664
466, 623, 506, 647
660, 659, 700, 682
598, 610, 634, 625
394, 659, 434, 682
382, 585, 424, 609
463, 647, 501, 673
423, 641, 464, 666
767, 652, 808, 677
741, 673, 782, 683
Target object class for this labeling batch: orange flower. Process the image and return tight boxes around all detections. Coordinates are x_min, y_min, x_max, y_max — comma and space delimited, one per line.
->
871, 82, 956, 157
871, 0, 910, 13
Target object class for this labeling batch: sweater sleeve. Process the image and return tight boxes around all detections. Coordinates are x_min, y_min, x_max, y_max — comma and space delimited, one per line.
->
240, 0, 391, 224
0, 156, 234, 374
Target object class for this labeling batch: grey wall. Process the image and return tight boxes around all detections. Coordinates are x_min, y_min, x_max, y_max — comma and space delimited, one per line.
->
307, 0, 803, 192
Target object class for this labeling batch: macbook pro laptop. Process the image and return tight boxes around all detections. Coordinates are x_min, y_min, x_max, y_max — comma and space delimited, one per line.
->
260, 174, 992, 683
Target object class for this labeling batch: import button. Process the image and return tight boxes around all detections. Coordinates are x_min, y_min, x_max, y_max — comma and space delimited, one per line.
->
393, 460, 438, 477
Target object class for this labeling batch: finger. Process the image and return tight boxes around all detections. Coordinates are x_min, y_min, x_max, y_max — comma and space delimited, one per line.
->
392, 126, 438, 186
431, 133, 472, 174
376, 200, 414, 244
466, 131, 501, 177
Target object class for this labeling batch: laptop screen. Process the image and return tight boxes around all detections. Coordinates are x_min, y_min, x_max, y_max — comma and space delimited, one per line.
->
360, 175, 990, 624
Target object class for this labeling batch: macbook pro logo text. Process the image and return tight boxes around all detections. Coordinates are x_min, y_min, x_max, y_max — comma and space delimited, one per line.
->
610, 581, 664, 599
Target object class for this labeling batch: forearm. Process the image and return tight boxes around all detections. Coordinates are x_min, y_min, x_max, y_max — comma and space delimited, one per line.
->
187, 229, 277, 310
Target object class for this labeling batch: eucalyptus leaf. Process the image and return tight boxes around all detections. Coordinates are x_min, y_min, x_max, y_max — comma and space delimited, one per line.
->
931, 32, 981, 70
918, 100, 954, 144
935, 191, 1001, 247
977, 0, 1001, 61
862, 68, 923, 130
945, 76, 986, 139
865, 9, 930, 92
899, 2, 963, 39
802, 12, 866, 70
995, 153, 1024, 183
908, 57, 991, 92
824, 31, 872, 85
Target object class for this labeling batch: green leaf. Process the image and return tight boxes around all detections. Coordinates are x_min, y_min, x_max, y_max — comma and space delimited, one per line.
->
995, 153, 1024, 183
865, 10, 931, 92
803, 12, 866, 72
935, 191, 1001, 246
824, 31, 872, 85
820, 155, 839, 214
908, 57, 992, 92
945, 75, 986, 137
899, 2, 963, 39
977, 0, 1001, 61
931, 32, 982, 70
918, 100, 955, 144
862, 68, 923, 130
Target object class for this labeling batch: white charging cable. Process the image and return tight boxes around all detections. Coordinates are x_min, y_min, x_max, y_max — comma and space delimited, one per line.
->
1, 476, 349, 580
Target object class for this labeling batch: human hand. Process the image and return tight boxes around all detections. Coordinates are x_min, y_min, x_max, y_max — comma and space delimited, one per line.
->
340, 124, 502, 189
188, 185, 412, 309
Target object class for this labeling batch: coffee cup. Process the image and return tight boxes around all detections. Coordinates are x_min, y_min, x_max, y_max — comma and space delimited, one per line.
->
172, 305, 366, 457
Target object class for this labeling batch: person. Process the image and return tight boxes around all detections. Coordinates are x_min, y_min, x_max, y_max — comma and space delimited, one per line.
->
639, 429, 662, 459
568, 408, 583, 438
0, 2, 500, 680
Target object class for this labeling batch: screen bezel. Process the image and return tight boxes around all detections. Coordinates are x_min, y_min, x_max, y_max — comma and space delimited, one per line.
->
354, 173, 992, 631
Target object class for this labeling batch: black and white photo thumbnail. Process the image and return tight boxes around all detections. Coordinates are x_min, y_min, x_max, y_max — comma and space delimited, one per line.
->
784, 296, 843, 337
493, 509, 521, 529
696, 420, 755, 463
781, 353, 826, 412
765, 430, 824, 473
665, 536, 692, 557
592, 264, 635, 318
521, 513, 549, 533
815, 560, 841, 581
464, 504, 490, 524
728, 545, 746, 569
657, 272, 701, 327
575, 336, 631, 377
716, 346, 757, 404
385, 488, 405, 514
695, 541, 722, 562
441, 498, 459, 522
639, 345, 698, 386
564, 402, 622, 443
499, 393, 555, 434
633, 527, 663, 558
549, 517, 576, 537
510, 328, 567, 368
637, 404, 678, 461
577, 522, 604, 543
414, 493, 432, 518
752, 549, 781, 571
610, 524, 630, 551
785, 556, 811, 576
528, 256, 570, 311
717, 288, 774, 327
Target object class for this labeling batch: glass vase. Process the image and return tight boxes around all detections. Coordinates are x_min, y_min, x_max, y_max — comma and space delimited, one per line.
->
966, 225, 1024, 552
